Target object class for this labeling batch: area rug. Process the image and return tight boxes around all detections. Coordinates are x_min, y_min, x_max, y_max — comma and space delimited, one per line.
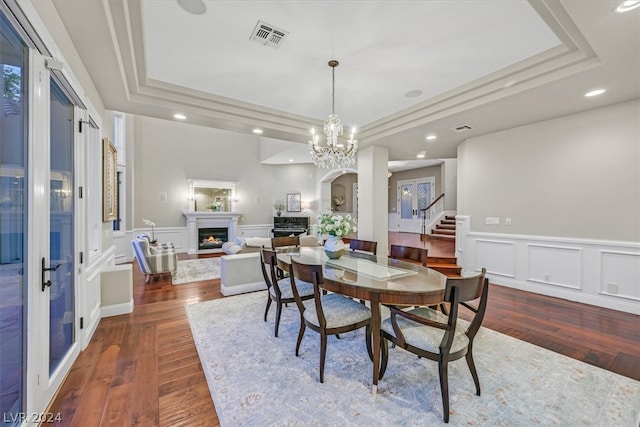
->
186, 291, 640, 426
171, 258, 221, 285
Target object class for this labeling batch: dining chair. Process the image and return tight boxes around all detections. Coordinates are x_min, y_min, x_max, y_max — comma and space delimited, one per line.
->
289, 258, 373, 383
389, 244, 428, 266
270, 236, 301, 279
260, 248, 314, 337
271, 235, 300, 249
349, 238, 378, 256
379, 268, 488, 423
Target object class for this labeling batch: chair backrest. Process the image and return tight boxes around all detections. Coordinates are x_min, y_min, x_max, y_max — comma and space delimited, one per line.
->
389, 244, 428, 266
443, 268, 488, 341
131, 238, 151, 274
259, 248, 280, 294
349, 238, 378, 255
290, 258, 326, 326
271, 235, 300, 249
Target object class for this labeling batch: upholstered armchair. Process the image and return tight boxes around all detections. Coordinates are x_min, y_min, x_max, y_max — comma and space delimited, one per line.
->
131, 237, 178, 282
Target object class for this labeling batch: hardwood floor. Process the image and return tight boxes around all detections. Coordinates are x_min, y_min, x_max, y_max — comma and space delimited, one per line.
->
46, 233, 640, 426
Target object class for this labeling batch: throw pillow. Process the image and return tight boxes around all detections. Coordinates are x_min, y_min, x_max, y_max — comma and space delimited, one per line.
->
223, 243, 243, 255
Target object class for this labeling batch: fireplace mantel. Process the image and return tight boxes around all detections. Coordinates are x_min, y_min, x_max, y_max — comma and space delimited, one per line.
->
183, 211, 241, 254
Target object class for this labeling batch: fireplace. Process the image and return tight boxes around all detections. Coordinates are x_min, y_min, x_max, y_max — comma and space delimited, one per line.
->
183, 212, 241, 254
198, 227, 228, 250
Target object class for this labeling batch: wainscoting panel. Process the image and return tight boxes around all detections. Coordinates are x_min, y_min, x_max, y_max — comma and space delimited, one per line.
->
459, 230, 640, 315
600, 250, 640, 301
475, 239, 516, 278
237, 224, 273, 238
527, 244, 582, 290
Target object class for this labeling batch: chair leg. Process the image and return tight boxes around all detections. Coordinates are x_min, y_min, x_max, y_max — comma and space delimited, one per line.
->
274, 302, 283, 337
295, 322, 306, 356
264, 297, 272, 322
379, 336, 389, 380
319, 332, 327, 383
438, 359, 450, 423
465, 346, 481, 396
365, 324, 373, 361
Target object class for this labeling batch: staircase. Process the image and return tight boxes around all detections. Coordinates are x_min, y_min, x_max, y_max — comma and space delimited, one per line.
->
424, 215, 456, 241
427, 254, 462, 277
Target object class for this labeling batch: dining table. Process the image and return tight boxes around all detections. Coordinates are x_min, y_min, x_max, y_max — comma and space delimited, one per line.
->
276, 246, 448, 393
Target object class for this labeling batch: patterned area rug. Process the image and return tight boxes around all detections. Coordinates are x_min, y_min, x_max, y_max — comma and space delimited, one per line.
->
171, 258, 221, 285
186, 291, 640, 426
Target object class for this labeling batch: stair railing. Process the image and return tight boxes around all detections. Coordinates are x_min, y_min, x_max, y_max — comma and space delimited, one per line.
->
419, 193, 445, 234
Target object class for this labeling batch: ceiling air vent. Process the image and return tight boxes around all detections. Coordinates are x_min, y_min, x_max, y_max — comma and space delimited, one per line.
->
250, 20, 289, 48
449, 125, 473, 133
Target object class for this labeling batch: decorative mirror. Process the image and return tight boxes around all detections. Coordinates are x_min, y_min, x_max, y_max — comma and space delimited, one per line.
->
188, 179, 236, 212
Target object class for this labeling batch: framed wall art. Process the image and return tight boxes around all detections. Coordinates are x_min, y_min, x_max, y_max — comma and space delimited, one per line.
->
287, 193, 301, 212
102, 137, 118, 221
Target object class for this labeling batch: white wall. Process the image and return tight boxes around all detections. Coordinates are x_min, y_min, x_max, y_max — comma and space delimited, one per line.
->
131, 115, 317, 230
456, 100, 640, 314
457, 100, 639, 241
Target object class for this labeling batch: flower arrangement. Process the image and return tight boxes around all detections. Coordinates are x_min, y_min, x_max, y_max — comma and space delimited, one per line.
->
208, 201, 223, 211
141, 218, 157, 243
273, 200, 285, 216
317, 212, 357, 239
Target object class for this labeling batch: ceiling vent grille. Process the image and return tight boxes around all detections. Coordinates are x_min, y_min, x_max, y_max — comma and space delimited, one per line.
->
449, 125, 473, 133
250, 20, 288, 48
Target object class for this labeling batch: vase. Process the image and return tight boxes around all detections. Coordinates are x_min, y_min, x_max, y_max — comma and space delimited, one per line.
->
324, 235, 345, 259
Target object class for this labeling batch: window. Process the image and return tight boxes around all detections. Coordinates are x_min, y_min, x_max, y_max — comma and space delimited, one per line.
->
112, 112, 126, 233
86, 118, 101, 259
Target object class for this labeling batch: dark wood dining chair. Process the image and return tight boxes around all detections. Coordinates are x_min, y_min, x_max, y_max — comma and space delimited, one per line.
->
379, 268, 488, 423
271, 235, 300, 249
270, 236, 301, 279
260, 248, 314, 337
288, 258, 373, 383
349, 238, 378, 255
389, 244, 427, 266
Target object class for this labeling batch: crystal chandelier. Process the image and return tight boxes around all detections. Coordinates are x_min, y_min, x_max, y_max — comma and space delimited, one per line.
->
308, 60, 358, 169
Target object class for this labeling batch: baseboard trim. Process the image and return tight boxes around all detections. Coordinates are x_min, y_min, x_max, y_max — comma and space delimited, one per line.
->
101, 300, 134, 317
221, 281, 266, 296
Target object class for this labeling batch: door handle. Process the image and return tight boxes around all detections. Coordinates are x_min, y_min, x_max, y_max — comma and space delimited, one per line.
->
41, 257, 61, 292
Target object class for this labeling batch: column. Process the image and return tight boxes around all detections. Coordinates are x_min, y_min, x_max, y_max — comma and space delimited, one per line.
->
357, 146, 389, 258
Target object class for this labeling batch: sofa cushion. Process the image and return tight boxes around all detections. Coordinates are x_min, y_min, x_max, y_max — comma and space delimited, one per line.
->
244, 237, 272, 248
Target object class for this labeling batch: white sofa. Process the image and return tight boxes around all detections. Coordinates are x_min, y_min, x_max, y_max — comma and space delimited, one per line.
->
220, 235, 320, 296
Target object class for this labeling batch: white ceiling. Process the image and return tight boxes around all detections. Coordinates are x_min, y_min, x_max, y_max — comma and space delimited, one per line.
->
52, 0, 639, 170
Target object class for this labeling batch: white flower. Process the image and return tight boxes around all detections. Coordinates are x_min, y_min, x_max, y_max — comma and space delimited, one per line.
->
142, 218, 155, 227
316, 211, 357, 239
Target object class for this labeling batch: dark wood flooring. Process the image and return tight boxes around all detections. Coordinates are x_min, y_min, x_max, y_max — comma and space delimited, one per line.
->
46, 232, 640, 426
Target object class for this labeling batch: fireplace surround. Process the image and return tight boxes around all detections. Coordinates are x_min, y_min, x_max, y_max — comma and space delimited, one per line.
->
183, 212, 241, 254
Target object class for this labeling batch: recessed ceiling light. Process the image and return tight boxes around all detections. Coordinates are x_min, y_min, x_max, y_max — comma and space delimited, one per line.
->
416, 153, 426, 159
404, 89, 423, 98
173, 113, 186, 120
426, 135, 437, 141
252, 128, 263, 134
288, 159, 294, 162
616, 1, 640, 12
585, 89, 606, 97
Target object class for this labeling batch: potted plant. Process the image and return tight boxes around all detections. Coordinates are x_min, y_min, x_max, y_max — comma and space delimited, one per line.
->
317, 212, 357, 259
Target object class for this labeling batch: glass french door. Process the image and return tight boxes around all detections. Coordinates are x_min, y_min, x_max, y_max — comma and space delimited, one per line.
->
48, 81, 75, 376
1, 9, 79, 422
397, 177, 435, 233
0, 12, 29, 424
